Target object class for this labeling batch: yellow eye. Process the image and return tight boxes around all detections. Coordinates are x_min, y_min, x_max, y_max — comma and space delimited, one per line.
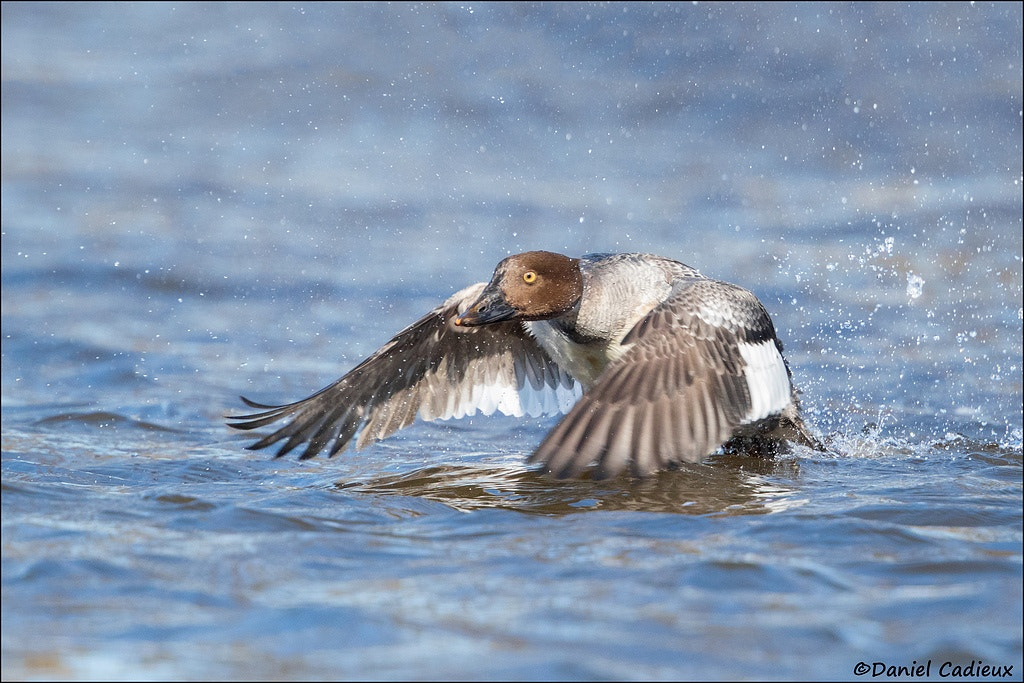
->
522, 271, 537, 284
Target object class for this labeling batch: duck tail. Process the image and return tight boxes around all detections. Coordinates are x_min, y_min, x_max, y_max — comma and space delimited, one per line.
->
780, 404, 825, 451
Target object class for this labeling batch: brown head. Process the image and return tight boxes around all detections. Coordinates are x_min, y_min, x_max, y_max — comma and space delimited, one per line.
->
455, 251, 583, 326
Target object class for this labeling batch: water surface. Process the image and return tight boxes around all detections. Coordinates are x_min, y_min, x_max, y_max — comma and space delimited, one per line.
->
2, 3, 1021, 681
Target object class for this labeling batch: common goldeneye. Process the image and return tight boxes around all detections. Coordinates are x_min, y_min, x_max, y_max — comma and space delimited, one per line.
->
228, 251, 821, 478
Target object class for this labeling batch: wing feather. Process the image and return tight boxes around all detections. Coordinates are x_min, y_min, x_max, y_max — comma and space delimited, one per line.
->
227, 283, 579, 459
530, 278, 798, 479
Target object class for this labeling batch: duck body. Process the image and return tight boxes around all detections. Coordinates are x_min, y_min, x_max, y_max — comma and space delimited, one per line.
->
229, 251, 821, 479
523, 253, 696, 387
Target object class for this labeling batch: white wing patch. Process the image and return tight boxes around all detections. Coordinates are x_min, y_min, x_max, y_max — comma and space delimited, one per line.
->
417, 351, 580, 422
522, 376, 582, 417
737, 339, 792, 423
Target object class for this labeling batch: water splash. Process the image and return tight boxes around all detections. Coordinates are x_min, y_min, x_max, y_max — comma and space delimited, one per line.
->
906, 272, 925, 300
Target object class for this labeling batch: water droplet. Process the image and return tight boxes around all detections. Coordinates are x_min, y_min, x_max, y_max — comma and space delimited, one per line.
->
906, 273, 925, 299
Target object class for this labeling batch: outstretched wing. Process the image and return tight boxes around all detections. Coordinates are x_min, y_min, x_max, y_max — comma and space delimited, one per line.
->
529, 279, 795, 479
228, 283, 579, 460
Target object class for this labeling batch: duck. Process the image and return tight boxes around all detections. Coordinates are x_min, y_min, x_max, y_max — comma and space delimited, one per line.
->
227, 251, 822, 479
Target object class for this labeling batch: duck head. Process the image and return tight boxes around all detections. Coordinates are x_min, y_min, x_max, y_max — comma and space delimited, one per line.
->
455, 251, 583, 326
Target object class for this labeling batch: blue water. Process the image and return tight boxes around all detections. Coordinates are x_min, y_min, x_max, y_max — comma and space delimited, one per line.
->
3, 3, 1021, 680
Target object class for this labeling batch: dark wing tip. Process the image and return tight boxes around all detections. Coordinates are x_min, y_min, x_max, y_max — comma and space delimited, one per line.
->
239, 395, 281, 410
225, 396, 283, 422
225, 399, 294, 431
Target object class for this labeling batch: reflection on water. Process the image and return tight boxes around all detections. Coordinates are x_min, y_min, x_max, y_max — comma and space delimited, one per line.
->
339, 455, 806, 516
